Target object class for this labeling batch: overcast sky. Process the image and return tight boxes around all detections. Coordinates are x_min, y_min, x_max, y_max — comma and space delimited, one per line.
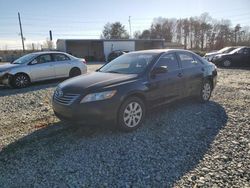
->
0, 0, 250, 49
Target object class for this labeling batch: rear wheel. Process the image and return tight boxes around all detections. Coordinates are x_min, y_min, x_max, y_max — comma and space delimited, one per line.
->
118, 97, 145, 132
11, 73, 30, 88
69, 68, 81, 78
199, 80, 212, 102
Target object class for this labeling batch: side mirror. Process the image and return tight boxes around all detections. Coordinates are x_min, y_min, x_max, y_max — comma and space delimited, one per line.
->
151, 66, 168, 76
30, 59, 38, 65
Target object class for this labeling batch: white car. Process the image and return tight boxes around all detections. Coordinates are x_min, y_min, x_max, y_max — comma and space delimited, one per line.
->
0, 51, 87, 88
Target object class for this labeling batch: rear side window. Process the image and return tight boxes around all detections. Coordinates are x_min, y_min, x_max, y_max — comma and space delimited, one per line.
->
36, 54, 52, 64
177, 52, 196, 68
155, 53, 179, 72
53, 54, 70, 61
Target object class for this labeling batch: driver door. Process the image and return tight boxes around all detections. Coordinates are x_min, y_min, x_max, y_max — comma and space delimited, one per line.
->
29, 54, 56, 81
147, 53, 183, 107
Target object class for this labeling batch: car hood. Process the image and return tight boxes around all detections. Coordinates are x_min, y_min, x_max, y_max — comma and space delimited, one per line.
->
0, 63, 20, 72
59, 72, 138, 93
205, 51, 220, 56
215, 53, 234, 58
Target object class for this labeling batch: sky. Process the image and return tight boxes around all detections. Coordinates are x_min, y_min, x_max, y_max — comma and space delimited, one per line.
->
0, 0, 250, 50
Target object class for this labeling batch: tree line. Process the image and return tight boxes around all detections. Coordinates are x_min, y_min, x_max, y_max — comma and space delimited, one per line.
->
101, 13, 250, 51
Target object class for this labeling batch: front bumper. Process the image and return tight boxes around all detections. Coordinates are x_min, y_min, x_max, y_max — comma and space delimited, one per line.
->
0, 74, 11, 86
211, 57, 223, 64
52, 96, 121, 124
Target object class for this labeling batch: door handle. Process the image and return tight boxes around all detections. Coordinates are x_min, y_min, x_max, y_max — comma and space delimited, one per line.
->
178, 73, 183, 78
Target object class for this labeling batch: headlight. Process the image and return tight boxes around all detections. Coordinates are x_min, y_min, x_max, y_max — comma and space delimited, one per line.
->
0, 69, 9, 76
80, 90, 117, 103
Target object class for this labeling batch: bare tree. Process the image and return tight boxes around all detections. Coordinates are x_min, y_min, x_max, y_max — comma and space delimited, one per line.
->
101, 22, 129, 39
43, 38, 54, 50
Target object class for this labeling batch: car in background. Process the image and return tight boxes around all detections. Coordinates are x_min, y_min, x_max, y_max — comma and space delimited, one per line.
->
204, 46, 237, 61
107, 50, 129, 62
0, 51, 87, 88
212, 46, 250, 67
52, 49, 217, 131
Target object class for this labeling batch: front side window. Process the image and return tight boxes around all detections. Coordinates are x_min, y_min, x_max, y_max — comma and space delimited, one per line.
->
155, 53, 179, 72
99, 52, 157, 74
36, 54, 52, 64
177, 52, 195, 68
53, 54, 70, 61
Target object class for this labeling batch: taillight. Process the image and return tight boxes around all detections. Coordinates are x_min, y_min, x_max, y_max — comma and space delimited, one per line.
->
83, 59, 87, 64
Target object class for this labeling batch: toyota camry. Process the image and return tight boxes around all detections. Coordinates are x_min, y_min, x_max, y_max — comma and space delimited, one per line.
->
52, 49, 217, 131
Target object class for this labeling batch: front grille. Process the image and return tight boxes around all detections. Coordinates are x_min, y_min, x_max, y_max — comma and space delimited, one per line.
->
54, 93, 80, 105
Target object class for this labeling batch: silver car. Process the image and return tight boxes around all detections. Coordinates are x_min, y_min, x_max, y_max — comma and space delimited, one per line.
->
0, 51, 87, 88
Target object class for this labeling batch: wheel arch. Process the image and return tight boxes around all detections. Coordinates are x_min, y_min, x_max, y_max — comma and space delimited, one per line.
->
12, 72, 31, 81
121, 91, 147, 108
203, 76, 214, 90
70, 67, 81, 72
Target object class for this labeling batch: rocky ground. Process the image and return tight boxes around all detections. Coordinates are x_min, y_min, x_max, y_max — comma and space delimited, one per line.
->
0, 65, 249, 187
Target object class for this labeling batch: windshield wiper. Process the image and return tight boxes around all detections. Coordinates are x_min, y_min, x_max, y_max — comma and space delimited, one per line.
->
106, 71, 120, 73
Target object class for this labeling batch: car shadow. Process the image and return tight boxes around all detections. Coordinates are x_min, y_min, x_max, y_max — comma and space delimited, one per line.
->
0, 100, 227, 187
218, 66, 250, 70
0, 78, 65, 97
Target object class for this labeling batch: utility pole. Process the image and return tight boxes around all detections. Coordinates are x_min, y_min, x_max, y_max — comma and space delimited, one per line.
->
49, 30, 53, 41
128, 16, 132, 39
18, 12, 25, 52
235, 30, 237, 45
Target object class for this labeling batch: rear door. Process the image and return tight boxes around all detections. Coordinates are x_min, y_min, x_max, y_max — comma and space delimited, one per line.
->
176, 52, 204, 97
147, 53, 183, 106
52, 53, 72, 77
29, 54, 55, 81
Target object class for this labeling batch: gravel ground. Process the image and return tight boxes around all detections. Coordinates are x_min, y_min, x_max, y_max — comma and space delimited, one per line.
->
0, 65, 249, 187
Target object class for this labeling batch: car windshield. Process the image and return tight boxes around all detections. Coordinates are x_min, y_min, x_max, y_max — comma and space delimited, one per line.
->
218, 47, 234, 53
229, 47, 244, 54
99, 52, 158, 74
12, 54, 36, 64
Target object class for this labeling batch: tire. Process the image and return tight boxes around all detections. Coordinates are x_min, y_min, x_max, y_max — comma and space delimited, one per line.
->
118, 97, 146, 132
69, 68, 81, 78
11, 73, 30, 88
199, 80, 212, 102
222, 59, 232, 67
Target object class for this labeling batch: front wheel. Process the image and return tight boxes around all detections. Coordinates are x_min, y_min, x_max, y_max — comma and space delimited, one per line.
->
118, 97, 146, 132
11, 74, 30, 88
222, 59, 232, 67
199, 80, 212, 102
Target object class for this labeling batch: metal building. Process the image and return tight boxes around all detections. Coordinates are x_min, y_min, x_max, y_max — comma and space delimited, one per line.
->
57, 39, 165, 61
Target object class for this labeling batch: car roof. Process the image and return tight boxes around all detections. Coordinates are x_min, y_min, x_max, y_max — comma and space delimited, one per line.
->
29, 51, 67, 56
129, 49, 194, 54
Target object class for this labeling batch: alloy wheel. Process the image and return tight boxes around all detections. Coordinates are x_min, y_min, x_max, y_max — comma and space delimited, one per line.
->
15, 75, 29, 88
202, 82, 211, 101
223, 60, 231, 67
123, 101, 143, 128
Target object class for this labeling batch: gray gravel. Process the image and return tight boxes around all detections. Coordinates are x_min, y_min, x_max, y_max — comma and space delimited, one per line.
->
0, 65, 249, 187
